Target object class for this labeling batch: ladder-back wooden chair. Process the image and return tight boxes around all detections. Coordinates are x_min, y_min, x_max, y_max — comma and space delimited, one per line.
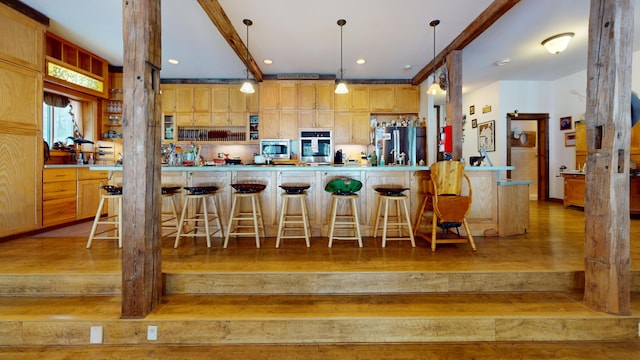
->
429, 161, 477, 251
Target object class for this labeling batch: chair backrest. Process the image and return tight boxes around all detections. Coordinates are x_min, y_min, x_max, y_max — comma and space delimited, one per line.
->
429, 161, 465, 196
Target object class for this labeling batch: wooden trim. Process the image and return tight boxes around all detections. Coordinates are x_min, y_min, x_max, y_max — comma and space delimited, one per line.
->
411, 0, 521, 85
0, 0, 49, 26
197, 0, 263, 82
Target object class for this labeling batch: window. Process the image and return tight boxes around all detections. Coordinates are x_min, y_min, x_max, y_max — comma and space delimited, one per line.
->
42, 99, 83, 146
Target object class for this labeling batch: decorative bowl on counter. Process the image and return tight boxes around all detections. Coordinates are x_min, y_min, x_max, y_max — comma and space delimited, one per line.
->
280, 183, 311, 194
231, 183, 266, 193
225, 159, 242, 165
374, 187, 409, 196
183, 186, 219, 195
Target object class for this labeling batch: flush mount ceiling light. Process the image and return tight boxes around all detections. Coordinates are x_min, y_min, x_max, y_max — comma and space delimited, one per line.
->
335, 19, 348, 94
427, 19, 441, 96
168, 58, 179, 65
495, 58, 512, 66
263, 59, 273, 65
541, 32, 574, 54
356, 58, 366, 65
240, 19, 255, 94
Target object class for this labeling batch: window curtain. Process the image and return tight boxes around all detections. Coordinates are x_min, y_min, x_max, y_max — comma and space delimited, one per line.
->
44, 92, 70, 108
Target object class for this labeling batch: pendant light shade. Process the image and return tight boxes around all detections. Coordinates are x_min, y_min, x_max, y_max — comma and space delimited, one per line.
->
428, 19, 440, 96
335, 19, 349, 94
240, 19, 255, 94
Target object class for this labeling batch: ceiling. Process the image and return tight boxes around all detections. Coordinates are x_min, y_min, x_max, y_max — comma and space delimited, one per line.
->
16, 0, 640, 95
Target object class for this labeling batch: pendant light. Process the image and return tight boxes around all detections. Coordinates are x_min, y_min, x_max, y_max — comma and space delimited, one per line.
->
427, 19, 440, 96
335, 19, 349, 94
240, 19, 255, 94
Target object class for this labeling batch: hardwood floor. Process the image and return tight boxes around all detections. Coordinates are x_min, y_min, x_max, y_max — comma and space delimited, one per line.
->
0, 201, 639, 358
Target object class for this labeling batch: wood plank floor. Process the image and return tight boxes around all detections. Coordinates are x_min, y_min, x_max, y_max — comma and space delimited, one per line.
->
2, 201, 638, 275
0, 201, 639, 357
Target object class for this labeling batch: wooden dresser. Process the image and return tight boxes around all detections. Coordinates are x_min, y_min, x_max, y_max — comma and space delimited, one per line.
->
562, 172, 640, 213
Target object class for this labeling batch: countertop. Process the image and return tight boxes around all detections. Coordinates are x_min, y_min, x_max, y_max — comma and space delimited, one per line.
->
89, 164, 515, 172
561, 170, 586, 175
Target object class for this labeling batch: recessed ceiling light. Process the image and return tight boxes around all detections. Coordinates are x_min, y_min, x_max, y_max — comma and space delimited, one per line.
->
495, 58, 511, 66
168, 58, 179, 65
404, 64, 412, 70
356, 58, 366, 65
263, 59, 273, 65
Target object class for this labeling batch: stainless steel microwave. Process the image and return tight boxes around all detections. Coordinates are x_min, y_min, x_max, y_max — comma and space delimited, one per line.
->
260, 139, 291, 160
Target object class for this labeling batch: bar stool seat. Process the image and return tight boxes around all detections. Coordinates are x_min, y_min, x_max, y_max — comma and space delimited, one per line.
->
224, 183, 266, 248
325, 178, 363, 247
276, 184, 311, 248
174, 186, 223, 248
161, 186, 181, 238
373, 187, 415, 247
86, 185, 122, 249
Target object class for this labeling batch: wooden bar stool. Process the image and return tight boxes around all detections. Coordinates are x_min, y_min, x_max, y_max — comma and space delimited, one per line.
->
174, 186, 223, 248
86, 185, 122, 249
325, 178, 363, 247
161, 186, 181, 238
224, 183, 266, 248
276, 184, 311, 248
373, 187, 415, 247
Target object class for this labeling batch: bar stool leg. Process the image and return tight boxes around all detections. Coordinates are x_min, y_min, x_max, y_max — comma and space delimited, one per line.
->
174, 197, 189, 248
301, 196, 311, 247
401, 196, 416, 247
327, 196, 339, 247
117, 195, 123, 248
351, 197, 363, 247
382, 197, 390, 248
201, 197, 212, 248
275, 196, 289, 248
86, 196, 107, 249
251, 195, 261, 248
223, 195, 239, 248
373, 193, 382, 238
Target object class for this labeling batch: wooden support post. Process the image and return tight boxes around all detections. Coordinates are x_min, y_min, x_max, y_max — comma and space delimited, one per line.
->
445, 50, 462, 161
121, 0, 163, 318
583, 0, 632, 315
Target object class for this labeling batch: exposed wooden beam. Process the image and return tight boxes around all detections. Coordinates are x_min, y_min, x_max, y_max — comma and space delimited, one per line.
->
411, 0, 520, 85
197, 0, 263, 82
583, 0, 632, 315
121, 0, 163, 318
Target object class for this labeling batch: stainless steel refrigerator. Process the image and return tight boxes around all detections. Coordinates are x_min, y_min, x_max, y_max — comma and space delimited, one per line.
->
374, 126, 426, 166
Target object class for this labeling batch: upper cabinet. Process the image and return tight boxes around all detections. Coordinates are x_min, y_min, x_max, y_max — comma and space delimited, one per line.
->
335, 85, 369, 112
0, 4, 44, 71
298, 81, 334, 111
44, 32, 109, 99
369, 85, 419, 113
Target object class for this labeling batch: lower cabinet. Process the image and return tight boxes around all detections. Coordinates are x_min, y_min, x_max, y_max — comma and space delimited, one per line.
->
43, 167, 109, 227
562, 173, 585, 208
43, 168, 77, 227
77, 168, 109, 219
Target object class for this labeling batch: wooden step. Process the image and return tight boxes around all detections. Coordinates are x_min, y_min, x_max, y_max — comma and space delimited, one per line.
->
1, 292, 639, 346
2, 271, 639, 296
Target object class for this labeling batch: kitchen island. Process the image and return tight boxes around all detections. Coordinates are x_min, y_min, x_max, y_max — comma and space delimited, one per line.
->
93, 164, 527, 238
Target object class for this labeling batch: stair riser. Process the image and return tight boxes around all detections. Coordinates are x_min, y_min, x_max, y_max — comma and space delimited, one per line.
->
1, 272, 638, 296
1, 318, 638, 346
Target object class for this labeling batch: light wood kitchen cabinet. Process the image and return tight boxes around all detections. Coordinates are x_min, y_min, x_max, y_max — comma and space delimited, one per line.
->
77, 168, 108, 219
43, 168, 77, 227
0, 4, 44, 237
562, 173, 585, 208
259, 81, 279, 110
370, 86, 396, 112
298, 81, 334, 111
175, 85, 212, 126
335, 85, 370, 112
395, 85, 420, 113
260, 110, 298, 139
334, 112, 372, 145
299, 110, 334, 129
161, 84, 176, 114
279, 81, 298, 110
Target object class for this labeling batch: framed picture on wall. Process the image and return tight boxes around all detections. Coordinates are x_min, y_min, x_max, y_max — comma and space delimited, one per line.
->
560, 116, 572, 130
469, 105, 475, 115
471, 119, 477, 128
565, 132, 576, 146
477, 120, 495, 152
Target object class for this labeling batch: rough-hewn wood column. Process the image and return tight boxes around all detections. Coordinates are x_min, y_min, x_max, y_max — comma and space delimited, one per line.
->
583, 0, 632, 315
121, 0, 163, 318
445, 50, 462, 160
